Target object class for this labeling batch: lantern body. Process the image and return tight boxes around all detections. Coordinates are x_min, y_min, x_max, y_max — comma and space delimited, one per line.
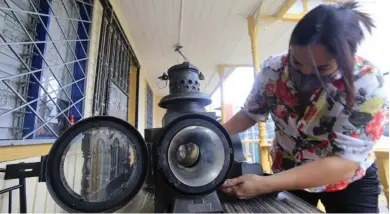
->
146, 62, 232, 213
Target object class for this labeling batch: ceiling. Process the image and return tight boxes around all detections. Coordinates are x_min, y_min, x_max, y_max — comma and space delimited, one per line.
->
113, 0, 327, 96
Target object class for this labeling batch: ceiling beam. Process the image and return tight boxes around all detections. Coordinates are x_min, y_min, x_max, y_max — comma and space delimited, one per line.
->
302, 0, 308, 14
208, 64, 239, 96
283, 13, 304, 20
259, 15, 302, 22
247, 3, 269, 171
258, 0, 304, 23
275, 0, 297, 20
217, 66, 226, 123
247, 1, 263, 34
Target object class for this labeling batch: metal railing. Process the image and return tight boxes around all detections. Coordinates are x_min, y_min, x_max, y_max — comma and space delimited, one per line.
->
0, 0, 93, 141
0, 159, 44, 213
0, 183, 24, 213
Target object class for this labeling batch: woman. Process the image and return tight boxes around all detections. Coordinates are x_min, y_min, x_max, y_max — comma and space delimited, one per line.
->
220, 1, 387, 213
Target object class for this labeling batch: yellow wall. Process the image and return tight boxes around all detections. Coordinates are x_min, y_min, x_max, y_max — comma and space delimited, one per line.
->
128, 65, 138, 125
136, 73, 148, 136
0, 144, 52, 162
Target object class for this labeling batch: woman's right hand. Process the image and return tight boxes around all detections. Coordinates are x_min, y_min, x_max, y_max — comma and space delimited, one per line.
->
220, 174, 272, 200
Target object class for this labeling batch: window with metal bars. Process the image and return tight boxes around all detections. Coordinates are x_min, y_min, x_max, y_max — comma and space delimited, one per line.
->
0, 0, 92, 142
146, 83, 153, 129
92, 0, 139, 122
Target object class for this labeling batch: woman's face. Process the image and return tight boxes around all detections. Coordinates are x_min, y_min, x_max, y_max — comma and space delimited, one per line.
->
289, 44, 339, 76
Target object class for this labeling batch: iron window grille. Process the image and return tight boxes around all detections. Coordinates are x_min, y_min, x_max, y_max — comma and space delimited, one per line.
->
146, 82, 153, 129
0, 0, 93, 141
92, 0, 140, 122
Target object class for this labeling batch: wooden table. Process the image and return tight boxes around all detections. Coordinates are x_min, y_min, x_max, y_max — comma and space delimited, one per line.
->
120, 188, 323, 213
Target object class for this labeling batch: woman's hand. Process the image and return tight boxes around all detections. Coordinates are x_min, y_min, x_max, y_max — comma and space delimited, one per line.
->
220, 174, 272, 199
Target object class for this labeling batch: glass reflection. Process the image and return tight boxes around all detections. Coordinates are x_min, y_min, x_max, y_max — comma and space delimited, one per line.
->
35, 0, 80, 138
61, 127, 136, 202
168, 126, 225, 187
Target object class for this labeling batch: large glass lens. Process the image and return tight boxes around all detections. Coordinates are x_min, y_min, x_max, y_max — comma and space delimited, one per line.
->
60, 127, 137, 203
167, 126, 225, 187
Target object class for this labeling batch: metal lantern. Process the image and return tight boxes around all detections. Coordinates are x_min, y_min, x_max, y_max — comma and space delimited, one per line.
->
145, 62, 233, 212
13, 61, 263, 213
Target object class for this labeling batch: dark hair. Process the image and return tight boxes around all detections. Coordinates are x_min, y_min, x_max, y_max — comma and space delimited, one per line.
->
289, 0, 375, 106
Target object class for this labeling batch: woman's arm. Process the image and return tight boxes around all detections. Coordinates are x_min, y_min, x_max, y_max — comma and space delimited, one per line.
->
263, 156, 359, 193
223, 110, 257, 136
221, 156, 359, 198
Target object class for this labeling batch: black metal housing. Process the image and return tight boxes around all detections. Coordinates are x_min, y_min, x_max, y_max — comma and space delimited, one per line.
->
146, 124, 228, 212
145, 62, 233, 212
44, 116, 149, 213
159, 62, 212, 125
157, 114, 233, 195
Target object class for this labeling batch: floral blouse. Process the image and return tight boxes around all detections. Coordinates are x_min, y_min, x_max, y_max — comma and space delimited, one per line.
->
243, 54, 388, 192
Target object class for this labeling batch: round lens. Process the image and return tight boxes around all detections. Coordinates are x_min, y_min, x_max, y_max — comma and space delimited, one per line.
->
167, 126, 225, 187
60, 127, 137, 203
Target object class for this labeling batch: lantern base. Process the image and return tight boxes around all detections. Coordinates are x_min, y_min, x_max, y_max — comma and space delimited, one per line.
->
172, 191, 223, 213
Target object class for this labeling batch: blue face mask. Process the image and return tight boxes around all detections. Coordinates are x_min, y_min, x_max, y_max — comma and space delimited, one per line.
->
288, 63, 335, 93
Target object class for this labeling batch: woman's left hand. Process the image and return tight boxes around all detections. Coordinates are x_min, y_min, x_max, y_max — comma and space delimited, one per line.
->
220, 174, 272, 199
